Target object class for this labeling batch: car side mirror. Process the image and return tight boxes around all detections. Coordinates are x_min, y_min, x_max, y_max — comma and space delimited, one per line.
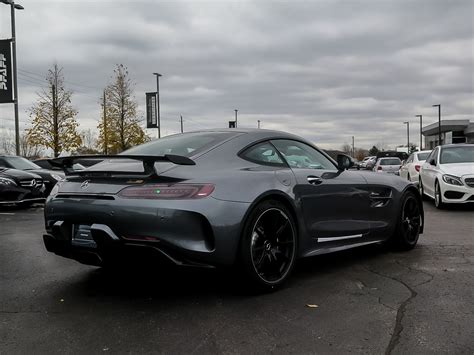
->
337, 154, 353, 171
429, 160, 436, 166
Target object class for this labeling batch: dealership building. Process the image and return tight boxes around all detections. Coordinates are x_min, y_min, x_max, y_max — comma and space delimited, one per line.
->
422, 119, 474, 149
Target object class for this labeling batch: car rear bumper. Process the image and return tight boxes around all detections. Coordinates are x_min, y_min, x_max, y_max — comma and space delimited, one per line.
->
43, 196, 251, 266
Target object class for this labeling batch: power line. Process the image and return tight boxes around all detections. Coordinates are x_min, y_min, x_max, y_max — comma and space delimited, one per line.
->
19, 68, 101, 90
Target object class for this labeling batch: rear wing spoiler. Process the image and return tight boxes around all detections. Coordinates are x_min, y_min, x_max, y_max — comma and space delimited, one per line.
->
48, 154, 195, 176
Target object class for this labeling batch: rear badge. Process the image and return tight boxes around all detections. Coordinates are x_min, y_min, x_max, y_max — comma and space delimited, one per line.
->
80, 180, 90, 189
126, 179, 144, 184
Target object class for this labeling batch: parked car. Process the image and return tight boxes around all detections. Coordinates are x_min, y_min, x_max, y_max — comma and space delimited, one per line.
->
373, 157, 402, 174
33, 158, 86, 171
399, 150, 432, 183
360, 156, 375, 169
0, 168, 46, 206
376, 150, 409, 162
365, 156, 377, 170
419, 144, 474, 208
0, 156, 64, 195
43, 129, 423, 291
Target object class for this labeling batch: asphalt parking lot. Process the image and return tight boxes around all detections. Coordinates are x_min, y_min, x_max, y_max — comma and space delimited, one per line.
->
1, 201, 473, 354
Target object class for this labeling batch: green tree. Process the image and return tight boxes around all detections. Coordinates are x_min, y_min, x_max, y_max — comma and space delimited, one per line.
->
26, 64, 82, 157
97, 64, 149, 154
369, 145, 379, 156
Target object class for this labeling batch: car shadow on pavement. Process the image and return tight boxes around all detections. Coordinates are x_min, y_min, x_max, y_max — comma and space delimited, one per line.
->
49, 243, 395, 305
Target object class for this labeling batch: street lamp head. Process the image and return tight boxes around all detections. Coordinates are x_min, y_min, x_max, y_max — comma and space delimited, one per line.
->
404, 121, 409, 124
14, 4, 24, 9
0, 0, 12, 4
432, 104, 440, 107
153, 72, 162, 77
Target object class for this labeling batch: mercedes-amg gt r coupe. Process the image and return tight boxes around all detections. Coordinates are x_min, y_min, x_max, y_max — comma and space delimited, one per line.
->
43, 129, 423, 290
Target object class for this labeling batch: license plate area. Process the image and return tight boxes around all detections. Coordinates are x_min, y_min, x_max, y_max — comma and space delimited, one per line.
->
71, 224, 97, 248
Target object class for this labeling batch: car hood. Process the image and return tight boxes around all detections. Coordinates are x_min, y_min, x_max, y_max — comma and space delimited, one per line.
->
439, 163, 474, 177
0, 168, 43, 181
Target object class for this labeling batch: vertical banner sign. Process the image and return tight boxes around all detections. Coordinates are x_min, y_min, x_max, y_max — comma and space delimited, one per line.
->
0, 39, 14, 104
146, 92, 158, 128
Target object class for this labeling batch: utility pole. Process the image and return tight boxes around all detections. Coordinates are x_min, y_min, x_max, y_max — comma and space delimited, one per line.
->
153, 73, 162, 138
432, 104, 441, 146
52, 84, 58, 157
351, 136, 355, 158
103, 89, 108, 154
416, 115, 422, 150
180, 115, 183, 133
404, 121, 409, 154
257, 120, 260, 129
234, 109, 238, 127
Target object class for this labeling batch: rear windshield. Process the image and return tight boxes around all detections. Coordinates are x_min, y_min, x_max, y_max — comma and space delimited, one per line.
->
380, 158, 401, 165
440, 146, 474, 164
417, 152, 430, 161
123, 132, 238, 157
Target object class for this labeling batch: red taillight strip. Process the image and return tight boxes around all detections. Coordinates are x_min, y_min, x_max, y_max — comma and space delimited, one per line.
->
118, 183, 215, 200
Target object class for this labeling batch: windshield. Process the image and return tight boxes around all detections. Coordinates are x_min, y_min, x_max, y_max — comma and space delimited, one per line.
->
3, 156, 41, 170
440, 146, 474, 164
123, 132, 238, 157
417, 152, 430, 161
380, 158, 401, 165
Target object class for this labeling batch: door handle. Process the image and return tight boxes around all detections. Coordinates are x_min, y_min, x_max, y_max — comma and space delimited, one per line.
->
307, 176, 322, 185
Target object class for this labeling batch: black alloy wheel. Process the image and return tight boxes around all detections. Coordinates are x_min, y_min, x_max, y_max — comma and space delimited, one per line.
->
391, 191, 422, 250
240, 200, 297, 291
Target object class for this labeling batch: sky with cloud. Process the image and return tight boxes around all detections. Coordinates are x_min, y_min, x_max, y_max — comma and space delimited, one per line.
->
0, 0, 472, 150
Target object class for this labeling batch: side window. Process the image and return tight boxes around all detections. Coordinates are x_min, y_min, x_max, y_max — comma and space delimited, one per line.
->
0, 158, 7, 167
240, 141, 285, 167
271, 139, 336, 170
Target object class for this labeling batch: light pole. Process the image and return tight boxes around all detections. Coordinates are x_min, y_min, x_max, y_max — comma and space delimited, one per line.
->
432, 104, 441, 146
257, 120, 260, 129
404, 121, 410, 154
415, 115, 422, 150
234, 109, 238, 127
352, 136, 355, 158
153, 72, 162, 138
1, 0, 24, 155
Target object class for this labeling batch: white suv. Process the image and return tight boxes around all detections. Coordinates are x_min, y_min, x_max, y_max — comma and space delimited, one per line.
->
399, 150, 432, 183
419, 144, 474, 208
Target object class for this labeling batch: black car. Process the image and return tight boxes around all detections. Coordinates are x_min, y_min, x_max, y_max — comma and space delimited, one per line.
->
0, 168, 46, 206
0, 156, 64, 195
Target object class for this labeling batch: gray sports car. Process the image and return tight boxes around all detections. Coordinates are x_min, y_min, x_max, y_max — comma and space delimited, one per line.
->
43, 129, 423, 290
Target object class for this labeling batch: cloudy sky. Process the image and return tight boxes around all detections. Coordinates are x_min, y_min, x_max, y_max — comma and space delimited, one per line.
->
0, 0, 472, 150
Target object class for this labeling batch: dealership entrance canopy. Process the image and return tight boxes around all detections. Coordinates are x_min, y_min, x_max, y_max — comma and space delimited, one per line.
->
422, 119, 474, 149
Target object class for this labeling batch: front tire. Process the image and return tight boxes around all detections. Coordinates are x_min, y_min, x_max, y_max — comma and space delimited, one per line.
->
390, 191, 422, 250
434, 180, 445, 209
239, 200, 297, 292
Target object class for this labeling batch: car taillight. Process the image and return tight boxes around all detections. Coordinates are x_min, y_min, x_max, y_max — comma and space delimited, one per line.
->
377, 166, 382, 170
415, 165, 420, 172
118, 183, 214, 199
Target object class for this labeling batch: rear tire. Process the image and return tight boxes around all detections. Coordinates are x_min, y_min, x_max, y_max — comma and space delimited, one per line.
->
239, 200, 297, 292
390, 191, 422, 251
